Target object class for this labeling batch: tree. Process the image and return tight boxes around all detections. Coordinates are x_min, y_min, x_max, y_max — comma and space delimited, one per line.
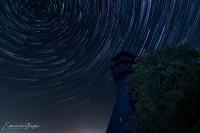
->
125, 44, 200, 133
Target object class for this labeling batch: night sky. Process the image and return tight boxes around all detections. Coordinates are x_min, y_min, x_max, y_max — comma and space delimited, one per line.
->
0, 0, 200, 133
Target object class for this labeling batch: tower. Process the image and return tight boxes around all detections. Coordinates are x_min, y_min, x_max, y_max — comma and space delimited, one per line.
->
106, 50, 137, 133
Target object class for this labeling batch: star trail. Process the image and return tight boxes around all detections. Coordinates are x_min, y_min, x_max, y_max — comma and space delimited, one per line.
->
0, 0, 200, 133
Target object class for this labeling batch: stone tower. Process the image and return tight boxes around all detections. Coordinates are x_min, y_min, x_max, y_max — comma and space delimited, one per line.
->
106, 50, 137, 133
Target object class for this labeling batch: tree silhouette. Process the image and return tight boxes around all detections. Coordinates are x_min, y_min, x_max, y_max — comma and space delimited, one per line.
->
126, 44, 200, 133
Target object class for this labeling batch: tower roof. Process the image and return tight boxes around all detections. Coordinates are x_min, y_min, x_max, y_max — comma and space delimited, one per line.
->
111, 50, 137, 61
109, 50, 137, 70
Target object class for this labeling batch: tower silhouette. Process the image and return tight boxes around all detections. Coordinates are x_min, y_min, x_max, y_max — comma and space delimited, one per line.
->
106, 50, 137, 133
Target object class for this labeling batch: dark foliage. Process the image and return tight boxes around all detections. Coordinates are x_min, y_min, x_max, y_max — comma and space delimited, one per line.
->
125, 44, 200, 133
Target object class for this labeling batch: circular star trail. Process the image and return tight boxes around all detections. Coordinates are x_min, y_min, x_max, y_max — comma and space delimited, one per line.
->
0, 0, 200, 132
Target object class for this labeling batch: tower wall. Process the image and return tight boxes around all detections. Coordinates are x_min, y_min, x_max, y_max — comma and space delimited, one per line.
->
106, 76, 133, 133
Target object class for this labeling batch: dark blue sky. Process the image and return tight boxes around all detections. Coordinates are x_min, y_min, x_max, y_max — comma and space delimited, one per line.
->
0, 0, 200, 133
